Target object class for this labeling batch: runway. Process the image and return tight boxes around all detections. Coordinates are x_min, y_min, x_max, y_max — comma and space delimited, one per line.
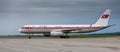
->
0, 38, 120, 52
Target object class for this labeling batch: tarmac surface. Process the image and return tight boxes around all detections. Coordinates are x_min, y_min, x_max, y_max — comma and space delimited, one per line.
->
0, 37, 120, 52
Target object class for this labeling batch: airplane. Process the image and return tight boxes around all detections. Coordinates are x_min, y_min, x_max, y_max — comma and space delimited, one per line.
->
19, 9, 113, 38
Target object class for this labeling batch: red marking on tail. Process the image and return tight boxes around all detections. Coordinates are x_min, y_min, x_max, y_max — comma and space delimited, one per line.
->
102, 15, 109, 18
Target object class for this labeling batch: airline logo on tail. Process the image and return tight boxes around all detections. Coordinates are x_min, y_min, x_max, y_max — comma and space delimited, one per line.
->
101, 9, 111, 19
102, 15, 109, 18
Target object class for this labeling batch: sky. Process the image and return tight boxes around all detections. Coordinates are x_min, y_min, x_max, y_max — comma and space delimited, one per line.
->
0, 0, 120, 35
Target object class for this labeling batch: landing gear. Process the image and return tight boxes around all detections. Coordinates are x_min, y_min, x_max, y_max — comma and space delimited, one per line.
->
60, 33, 69, 38
60, 36, 69, 38
43, 33, 50, 37
28, 33, 32, 39
44, 35, 50, 37
28, 36, 31, 39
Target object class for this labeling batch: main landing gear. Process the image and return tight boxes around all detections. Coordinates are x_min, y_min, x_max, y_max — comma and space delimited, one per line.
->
60, 33, 70, 38
44, 33, 50, 37
28, 33, 32, 39
28, 35, 31, 39
60, 36, 70, 38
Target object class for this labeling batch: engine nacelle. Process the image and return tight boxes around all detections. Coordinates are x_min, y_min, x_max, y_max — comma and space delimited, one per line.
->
50, 31, 64, 36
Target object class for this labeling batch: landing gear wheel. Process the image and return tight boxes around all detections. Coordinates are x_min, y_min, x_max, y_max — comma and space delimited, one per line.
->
44, 33, 50, 37
44, 35, 50, 37
60, 36, 69, 38
28, 36, 31, 39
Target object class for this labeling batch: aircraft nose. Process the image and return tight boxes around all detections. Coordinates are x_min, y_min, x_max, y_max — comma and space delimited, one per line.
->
18, 29, 22, 32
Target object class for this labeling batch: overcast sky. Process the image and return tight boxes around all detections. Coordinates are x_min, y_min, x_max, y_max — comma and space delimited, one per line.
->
0, 0, 120, 35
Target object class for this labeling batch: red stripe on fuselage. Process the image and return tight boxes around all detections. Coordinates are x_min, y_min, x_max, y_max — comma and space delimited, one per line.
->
22, 26, 101, 29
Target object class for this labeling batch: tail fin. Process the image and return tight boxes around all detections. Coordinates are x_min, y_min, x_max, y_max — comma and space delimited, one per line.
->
94, 9, 111, 26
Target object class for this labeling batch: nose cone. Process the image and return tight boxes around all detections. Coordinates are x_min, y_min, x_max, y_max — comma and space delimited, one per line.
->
18, 29, 22, 32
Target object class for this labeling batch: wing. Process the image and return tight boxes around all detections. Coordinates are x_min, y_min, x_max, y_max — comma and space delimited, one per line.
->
57, 29, 82, 33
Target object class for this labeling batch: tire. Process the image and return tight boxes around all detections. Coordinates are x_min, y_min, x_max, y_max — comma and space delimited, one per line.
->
28, 36, 31, 39
60, 36, 70, 38
44, 35, 50, 37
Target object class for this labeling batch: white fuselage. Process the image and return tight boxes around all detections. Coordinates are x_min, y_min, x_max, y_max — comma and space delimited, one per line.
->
19, 24, 107, 34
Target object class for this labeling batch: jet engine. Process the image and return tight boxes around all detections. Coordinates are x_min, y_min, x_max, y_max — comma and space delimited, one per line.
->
50, 31, 64, 36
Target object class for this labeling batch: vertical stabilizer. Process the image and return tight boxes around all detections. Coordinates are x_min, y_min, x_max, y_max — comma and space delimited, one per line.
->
94, 9, 111, 26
